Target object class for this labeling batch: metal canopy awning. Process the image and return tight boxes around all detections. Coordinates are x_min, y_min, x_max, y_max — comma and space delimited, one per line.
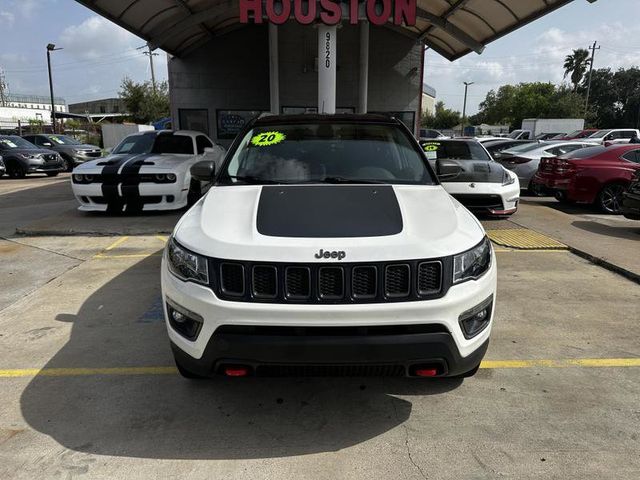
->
75, 0, 575, 60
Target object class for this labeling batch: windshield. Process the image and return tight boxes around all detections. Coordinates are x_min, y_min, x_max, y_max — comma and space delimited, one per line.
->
46, 135, 81, 145
151, 134, 194, 155
588, 130, 610, 139
0, 136, 38, 150
219, 123, 434, 185
421, 140, 492, 162
507, 130, 523, 139
113, 134, 156, 155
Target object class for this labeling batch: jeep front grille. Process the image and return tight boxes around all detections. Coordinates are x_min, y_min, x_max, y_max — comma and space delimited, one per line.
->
213, 258, 448, 304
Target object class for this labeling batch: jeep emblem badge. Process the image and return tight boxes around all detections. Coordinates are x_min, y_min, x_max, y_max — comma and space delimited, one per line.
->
314, 249, 346, 260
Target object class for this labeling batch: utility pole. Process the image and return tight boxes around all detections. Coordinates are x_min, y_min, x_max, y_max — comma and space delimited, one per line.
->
139, 44, 159, 92
584, 41, 600, 117
46, 43, 63, 133
462, 81, 474, 136
0, 68, 7, 107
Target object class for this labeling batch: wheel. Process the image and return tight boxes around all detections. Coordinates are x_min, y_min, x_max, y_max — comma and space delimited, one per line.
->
174, 355, 207, 379
60, 156, 72, 172
46, 172, 59, 177
7, 163, 26, 179
597, 183, 626, 214
187, 180, 202, 206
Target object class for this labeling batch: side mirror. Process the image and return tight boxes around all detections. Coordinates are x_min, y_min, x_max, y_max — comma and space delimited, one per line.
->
42, 142, 52, 147
436, 159, 462, 180
190, 160, 216, 182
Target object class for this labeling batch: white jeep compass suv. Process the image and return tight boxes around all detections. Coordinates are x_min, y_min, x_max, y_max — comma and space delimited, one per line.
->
161, 114, 497, 379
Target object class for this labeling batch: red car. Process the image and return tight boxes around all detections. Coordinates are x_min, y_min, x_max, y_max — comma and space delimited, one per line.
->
533, 144, 640, 213
553, 129, 598, 140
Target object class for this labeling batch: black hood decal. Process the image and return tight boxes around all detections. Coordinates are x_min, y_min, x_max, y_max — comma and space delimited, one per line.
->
257, 185, 403, 238
100, 153, 154, 212
441, 160, 504, 183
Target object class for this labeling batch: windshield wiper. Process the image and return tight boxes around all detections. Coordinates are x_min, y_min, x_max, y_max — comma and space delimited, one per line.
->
319, 176, 388, 184
225, 175, 290, 185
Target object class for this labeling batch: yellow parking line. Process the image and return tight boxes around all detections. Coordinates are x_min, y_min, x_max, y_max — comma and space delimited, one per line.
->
480, 358, 640, 369
93, 253, 162, 259
0, 367, 177, 378
104, 236, 129, 251
0, 358, 639, 378
493, 248, 567, 253
155, 235, 168, 243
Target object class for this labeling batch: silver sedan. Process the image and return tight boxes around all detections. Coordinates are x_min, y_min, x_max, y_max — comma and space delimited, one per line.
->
496, 141, 596, 190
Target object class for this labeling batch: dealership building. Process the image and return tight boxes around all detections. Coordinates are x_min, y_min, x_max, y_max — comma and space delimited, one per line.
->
77, 0, 579, 144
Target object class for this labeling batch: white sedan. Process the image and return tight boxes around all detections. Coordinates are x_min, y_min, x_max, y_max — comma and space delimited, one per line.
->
71, 130, 225, 212
421, 139, 520, 217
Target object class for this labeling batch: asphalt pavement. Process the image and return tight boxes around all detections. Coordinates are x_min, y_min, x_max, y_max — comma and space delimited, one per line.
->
0, 177, 638, 479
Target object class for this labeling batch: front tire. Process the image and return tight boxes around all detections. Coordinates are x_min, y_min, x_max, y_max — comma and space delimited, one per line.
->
597, 183, 626, 214
7, 163, 26, 179
60, 155, 72, 172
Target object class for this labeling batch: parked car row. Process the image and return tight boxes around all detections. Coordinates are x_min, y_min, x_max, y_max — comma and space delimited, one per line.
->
0, 134, 102, 178
533, 144, 640, 214
435, 135, 640, 217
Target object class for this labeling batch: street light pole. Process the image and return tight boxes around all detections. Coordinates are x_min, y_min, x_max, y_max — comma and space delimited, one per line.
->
46, 43, 62, 133
462, 81, 474, 136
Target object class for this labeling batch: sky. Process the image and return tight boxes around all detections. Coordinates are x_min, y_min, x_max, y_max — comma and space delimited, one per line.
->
0, 0, 639, 113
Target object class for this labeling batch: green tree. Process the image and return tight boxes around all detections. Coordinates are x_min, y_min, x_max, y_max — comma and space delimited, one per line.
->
476, 82, 584, 130
421, 101, 461, 129
585, 67, 640, 128
119, 77, 170, 124
564, 48, 591, 92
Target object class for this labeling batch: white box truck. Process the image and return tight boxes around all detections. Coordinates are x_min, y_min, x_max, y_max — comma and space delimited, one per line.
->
509, 119, 585, 140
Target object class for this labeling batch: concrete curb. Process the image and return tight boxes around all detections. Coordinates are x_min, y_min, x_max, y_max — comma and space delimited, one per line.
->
15, 227, 174, 237
567, 246, 640, 285
507, 217, 640, 285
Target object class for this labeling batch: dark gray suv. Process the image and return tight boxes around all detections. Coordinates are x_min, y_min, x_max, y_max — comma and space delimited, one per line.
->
22, 134, 102, 171
0, 136, 65, 178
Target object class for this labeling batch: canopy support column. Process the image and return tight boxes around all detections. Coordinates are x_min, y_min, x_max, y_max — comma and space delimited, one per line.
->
269, 23, 279, 114
318, 24, 336, 114
357, 21, 369, 114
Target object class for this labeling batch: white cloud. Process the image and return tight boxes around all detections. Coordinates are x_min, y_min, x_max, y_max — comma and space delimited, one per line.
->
424, 22, 640, 114
0, 11, 15, 26
59, 16, 144, 62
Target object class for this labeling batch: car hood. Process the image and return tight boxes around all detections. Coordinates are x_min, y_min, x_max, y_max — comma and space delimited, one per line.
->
173, 184, 485, 262
427, 159, 506, 183
74, 153, 191, 173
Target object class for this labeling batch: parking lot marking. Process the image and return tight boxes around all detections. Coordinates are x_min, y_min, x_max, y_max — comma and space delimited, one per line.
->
94, 253, 162, 259
0, 367, 177, 378
487, 228, 567, 250
104, 236, 130, 251
493, 248, 566, 253
480, 358, 640, 369
1, 358, 639, 378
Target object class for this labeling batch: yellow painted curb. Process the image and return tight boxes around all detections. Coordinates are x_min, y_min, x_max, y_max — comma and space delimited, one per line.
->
487, 228, 567, 250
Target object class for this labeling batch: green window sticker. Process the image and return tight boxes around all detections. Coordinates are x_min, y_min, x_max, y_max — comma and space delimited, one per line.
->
422, 142, 440, 152
251, 131, 286, 147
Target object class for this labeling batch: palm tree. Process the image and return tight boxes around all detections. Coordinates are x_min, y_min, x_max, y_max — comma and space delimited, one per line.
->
564, 48, 590, 92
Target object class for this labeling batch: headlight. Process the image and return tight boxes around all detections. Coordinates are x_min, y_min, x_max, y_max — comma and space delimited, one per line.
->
502, 169, 516, 186
453, 237, 492, 284
19, 153, 42, 161
73, 174, 84, 183
166, 237, 209, 285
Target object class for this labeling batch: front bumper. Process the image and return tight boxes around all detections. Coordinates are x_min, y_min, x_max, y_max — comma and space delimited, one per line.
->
443, 181, 520, 216
72, 181, 188, 211
27, 162, 65, 173
161, 250, 497, 377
